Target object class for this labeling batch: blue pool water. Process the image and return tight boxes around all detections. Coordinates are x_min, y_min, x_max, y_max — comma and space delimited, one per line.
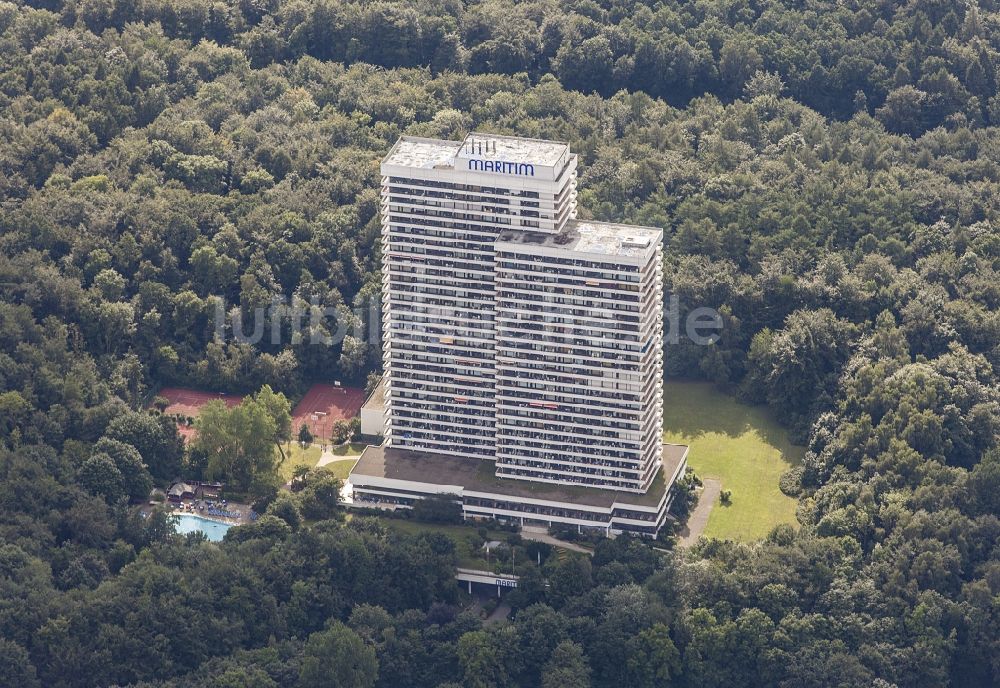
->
174, 513, 233, 542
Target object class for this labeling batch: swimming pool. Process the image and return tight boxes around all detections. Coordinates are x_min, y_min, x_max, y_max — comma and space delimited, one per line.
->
174, 513, 233, 542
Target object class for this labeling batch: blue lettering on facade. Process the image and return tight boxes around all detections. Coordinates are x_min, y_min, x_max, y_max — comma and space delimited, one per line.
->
468, 159, 535, 176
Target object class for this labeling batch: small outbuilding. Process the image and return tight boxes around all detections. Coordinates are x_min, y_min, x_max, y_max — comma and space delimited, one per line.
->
198, 481, 223, 499
167, 482, 196, 502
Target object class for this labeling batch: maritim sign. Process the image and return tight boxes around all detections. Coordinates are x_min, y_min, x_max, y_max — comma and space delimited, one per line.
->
468, 159, 535, 176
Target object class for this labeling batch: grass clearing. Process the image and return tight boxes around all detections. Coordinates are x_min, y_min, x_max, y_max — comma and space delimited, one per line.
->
318, 442, 365, 481
327, 442, 367, 456
377, 519, 588, 568
379, 519, 512, 568
663, 380, 804, 541
278, 442, 365, 484
277, 443, 322, 484
324, 458, 359, 481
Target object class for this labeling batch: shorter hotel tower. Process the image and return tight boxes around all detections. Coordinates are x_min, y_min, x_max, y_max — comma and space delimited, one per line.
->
493, 224, 663, 492
352, 133, 682, 535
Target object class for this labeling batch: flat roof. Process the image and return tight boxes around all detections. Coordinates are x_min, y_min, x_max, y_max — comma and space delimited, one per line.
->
382, 133, 571, 171
496, 219, 662, 258
458, 133, 570, 167
361, 376, 385, 412
350, 444, 687, 509
382, 136, 461, 169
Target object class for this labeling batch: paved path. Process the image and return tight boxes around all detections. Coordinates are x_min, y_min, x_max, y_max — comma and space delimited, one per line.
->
520, 529, 593, 555
678, 478, 721, 547
316, 449, 359, 468
281, 445, 359, 490
485, 601, 511, 625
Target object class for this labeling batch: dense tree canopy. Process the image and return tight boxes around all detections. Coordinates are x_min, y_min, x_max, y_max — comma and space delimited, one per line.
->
192, 384, 291, 493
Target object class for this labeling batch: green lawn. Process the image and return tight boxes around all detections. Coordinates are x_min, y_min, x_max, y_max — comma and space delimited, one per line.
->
278, 442, 366, 484
379, 519, 502, 567
277, 443, 322, 483
663, 380, 804, 541
381, 518, 501, 541
328, 442, 367, 456
319, 442, 365, 481
323, 458, 359, 481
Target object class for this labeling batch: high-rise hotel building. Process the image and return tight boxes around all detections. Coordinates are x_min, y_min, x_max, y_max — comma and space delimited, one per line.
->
351, 133, 686, 535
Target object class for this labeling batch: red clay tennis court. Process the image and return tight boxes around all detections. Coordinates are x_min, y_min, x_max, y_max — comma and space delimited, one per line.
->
153, 387, 245, 441
155, 387, 244, 416
292, 383, 366, 440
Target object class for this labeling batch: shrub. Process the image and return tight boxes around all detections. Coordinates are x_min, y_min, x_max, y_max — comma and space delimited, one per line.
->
779, 467, 804, 497
411, 493, 463, 524
299, 471, 341, 520
266, 494, 302, 530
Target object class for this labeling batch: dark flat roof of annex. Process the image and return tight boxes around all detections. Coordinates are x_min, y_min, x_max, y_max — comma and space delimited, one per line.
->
351, 443, 688, 509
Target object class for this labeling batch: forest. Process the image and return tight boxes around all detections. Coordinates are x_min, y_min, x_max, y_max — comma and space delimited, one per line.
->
1, 0, 999, 685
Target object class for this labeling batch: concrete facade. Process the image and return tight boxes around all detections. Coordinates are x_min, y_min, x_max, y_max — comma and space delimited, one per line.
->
359, 378, 386, 438
356, 133, 677, 534
350, 444, 688, 536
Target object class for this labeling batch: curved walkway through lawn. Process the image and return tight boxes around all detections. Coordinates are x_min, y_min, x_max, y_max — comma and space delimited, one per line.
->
677, 478, 721, 547
315, 443, 366, 481
664, 381, 803, 541
279, 442, 365, 488
317, 447, 362, 467
520, 528, 593, 555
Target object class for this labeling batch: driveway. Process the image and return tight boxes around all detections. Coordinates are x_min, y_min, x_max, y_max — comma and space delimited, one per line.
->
520, 528, 593, 555
485, 601, 511, 625
677, 478, 722, 547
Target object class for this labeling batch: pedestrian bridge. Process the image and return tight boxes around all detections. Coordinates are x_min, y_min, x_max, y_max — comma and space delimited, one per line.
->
456, 567, 519, 595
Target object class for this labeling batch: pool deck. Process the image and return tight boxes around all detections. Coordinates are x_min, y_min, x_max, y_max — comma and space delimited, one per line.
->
155, 499, 253, 525
173, 513, 234, 541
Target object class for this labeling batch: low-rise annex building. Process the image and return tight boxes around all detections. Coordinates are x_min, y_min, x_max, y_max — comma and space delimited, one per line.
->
359, 377, 386, 438
350, 443, 688, 536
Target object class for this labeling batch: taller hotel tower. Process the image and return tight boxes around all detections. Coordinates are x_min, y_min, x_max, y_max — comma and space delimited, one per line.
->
351, 133, 683, 536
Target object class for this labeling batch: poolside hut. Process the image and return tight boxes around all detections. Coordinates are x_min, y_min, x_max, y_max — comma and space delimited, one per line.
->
198, 481, 223, 499
167, 482, 196, 502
